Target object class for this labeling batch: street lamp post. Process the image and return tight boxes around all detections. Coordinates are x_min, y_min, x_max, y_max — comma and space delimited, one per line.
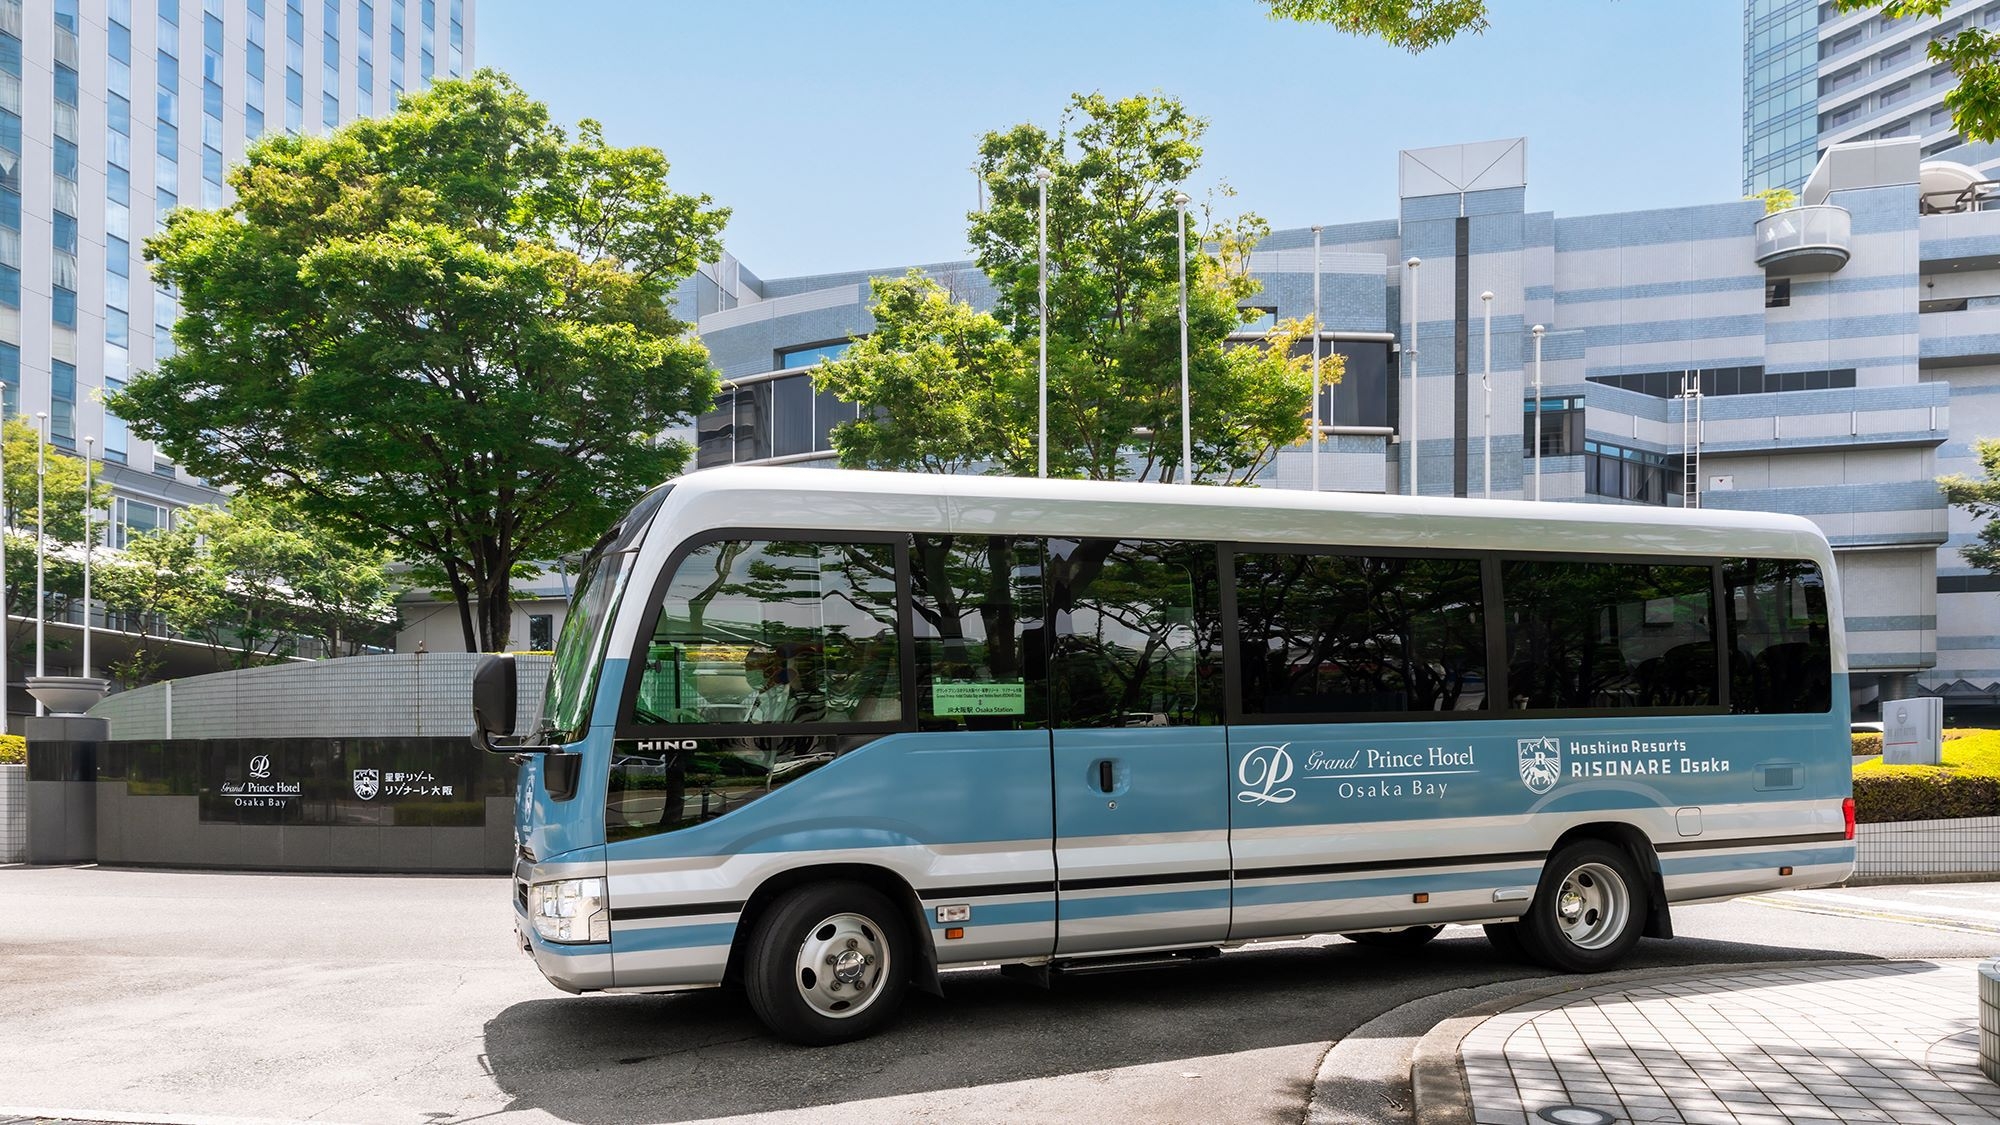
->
1311, 224, 1323, 493
82, 435, 93, 680
1531, 324, 1546, 501
0, 417, 7, 734
1405, 257, 1421, 496
32, 411, 45, 715
1175, 191, 1192, 486
1480, 291, 1493, 500
1036, 167, 1051, 479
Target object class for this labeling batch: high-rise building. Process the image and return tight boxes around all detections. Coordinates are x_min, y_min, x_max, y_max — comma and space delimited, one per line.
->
3, 0, 472, 551
1745, 0, 2000, 194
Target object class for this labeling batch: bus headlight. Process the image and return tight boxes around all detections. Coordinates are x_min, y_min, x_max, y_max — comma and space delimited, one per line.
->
527, 878, 610, 944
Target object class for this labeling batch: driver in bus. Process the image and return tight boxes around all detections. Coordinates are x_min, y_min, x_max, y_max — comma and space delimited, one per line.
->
742, 644, 804, 724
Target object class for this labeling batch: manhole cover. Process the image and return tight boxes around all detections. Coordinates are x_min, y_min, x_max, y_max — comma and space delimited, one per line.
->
1535, 1108, 1616, 1125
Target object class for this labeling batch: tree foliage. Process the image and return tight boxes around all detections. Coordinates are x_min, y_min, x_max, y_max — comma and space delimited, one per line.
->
1940, 438, 2000, 575
112, 70, 727, 651
1263, 0, 2000, 144
817, 92, 1329, 484
97, 495, 395, 678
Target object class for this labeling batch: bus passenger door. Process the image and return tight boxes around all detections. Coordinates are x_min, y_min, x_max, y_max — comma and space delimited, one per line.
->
1047, 538, 1232, 956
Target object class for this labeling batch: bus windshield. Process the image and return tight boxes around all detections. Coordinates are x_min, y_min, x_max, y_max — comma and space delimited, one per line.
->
540, 485, 672, 741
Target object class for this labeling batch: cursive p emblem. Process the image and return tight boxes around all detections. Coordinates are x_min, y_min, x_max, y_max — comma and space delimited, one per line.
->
1237, 743, 1297, 806
248, 754, 271, 780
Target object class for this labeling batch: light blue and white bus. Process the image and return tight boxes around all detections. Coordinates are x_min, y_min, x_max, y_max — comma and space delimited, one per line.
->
475, 466, 1855, 1044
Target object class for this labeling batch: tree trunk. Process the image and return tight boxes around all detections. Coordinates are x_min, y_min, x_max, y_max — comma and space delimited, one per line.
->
444, 566, 476, 653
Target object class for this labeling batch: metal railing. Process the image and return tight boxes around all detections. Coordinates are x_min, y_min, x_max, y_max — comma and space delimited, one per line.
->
1754, 205, 1853, 272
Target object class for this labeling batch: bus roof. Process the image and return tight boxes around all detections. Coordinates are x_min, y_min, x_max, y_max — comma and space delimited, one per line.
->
654, 466, 1835, 566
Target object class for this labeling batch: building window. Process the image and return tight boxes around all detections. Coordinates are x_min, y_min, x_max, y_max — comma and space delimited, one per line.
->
777, 340, 852, 369
1766, 278, 1791, 308
1583, 441, 1679, 506
527, 613, 553, 652
1524, 396, 1583, 457
1236, 307, 1277, 334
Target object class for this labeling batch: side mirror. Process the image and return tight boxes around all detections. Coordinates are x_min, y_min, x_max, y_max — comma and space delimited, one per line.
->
473, 654, 520, 753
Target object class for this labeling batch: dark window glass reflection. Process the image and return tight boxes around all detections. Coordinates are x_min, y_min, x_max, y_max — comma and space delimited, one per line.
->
1236, 551, 1486, 716
1504, 561, 1718, 710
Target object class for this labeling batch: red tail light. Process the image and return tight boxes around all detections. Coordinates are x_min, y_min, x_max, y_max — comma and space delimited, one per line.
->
1843, 797, 1856, 840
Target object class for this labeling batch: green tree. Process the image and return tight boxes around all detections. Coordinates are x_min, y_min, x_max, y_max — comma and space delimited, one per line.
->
817, 92, 1327, 484
98, 494, 394, 674
0, 419, 110, 676
111, 70, 727, 652
1749, 188, 1799, 215
1262, 1, 2000, 144
1941, 438, 2000, 575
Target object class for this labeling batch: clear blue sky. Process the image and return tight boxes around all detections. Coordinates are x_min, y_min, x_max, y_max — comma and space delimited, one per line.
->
477, 1, 1743, 280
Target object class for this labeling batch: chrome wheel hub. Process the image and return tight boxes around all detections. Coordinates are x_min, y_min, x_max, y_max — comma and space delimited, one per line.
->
1554, 862, 1630, 951
794, 911, 889, 1019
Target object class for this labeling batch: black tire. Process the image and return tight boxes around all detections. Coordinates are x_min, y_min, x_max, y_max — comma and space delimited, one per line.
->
1517, 840, 1647, 973
743, 881, 911, 1045
1482, 921, 1528, 961
1341, 925, 1445, 950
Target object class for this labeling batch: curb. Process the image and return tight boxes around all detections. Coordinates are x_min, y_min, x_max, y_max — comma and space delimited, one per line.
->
1406, 957, 1898, 1125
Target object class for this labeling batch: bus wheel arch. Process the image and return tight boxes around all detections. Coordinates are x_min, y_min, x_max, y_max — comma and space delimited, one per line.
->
1515, 824, 1669, 972
726, 863, 941, 999
1547, 822, 1672, 940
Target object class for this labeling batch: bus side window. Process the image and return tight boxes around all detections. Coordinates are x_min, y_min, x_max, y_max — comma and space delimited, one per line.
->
1503, 560, 1718, 711
1233, 550, 1487, 717
1049, 538, 1223, 729
1726, 558, 1831, 714
909, 535, 1048, 731
628, 539, 904, 727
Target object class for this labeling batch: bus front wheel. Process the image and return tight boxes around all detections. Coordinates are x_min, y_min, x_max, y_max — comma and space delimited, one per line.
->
745, 881, 912, 1045
1518, 840, 1646, 973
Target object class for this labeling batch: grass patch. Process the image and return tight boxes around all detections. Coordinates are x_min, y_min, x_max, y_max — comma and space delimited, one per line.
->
1853, 728, 2000, 823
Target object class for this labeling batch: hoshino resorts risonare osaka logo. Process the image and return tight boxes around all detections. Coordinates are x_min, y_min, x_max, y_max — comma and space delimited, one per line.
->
1518, 737, 1561, 795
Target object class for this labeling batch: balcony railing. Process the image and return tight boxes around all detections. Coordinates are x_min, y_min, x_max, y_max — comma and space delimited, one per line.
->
1754, 205, 1853, 275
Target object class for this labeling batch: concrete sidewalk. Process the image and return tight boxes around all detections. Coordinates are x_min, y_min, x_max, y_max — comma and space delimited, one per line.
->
1426, 960, 2000, 1125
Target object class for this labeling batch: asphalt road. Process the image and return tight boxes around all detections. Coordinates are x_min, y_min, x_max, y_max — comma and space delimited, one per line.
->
2, 866, 1997, 1125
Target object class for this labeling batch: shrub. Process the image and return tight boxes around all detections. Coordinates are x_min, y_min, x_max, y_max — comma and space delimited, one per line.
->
0, 734, 23, 765
1853, 728, 2000, 823
1851, 732, 1881, 756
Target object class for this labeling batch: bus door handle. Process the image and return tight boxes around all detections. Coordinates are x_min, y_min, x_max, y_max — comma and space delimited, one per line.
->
1096, 759, 1115, 793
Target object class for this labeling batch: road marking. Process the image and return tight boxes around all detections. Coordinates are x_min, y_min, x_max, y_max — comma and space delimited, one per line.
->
1745, 891, 2000, 936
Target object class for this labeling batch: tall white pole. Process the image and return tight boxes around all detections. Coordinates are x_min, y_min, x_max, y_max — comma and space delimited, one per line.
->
1532, 324, 1546, 502
1405, 258, 1421, 496
32, 411, 45, 713
1036, 167, 1051, 479
81, 435, 93, 680
1311, 224, 1323, 493
1480, 291, 1493, 500
1175, 191, 1192, 486
0, 418, 8, 734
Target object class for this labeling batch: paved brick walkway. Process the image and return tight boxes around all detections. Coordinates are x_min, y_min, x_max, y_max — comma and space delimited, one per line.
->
1459, 961, 2000, 1125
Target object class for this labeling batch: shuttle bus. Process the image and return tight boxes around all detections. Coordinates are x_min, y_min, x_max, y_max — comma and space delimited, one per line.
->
475, 466, 1855, 1044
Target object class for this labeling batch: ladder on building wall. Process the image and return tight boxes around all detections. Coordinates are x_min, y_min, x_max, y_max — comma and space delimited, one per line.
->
1679, 372, 1703, 509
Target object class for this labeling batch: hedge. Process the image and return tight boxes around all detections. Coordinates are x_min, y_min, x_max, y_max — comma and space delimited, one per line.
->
0, 734, 22, 765
1853, 728, 2000, 824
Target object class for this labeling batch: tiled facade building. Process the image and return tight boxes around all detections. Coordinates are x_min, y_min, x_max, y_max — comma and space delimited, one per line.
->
6, 0, 471, 547
1744, 0, 2000, 194
681, 135, 2000, 717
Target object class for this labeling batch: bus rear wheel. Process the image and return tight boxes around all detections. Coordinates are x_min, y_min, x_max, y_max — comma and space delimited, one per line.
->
744, 881, 910, 1045
1341, 925, 1444, 950
1518, 840, 1645, 973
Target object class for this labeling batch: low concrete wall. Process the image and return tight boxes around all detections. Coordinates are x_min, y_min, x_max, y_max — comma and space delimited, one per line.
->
1855, 816, 2000, 881
90, 652, 552, 740
43, 653, 554, 874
